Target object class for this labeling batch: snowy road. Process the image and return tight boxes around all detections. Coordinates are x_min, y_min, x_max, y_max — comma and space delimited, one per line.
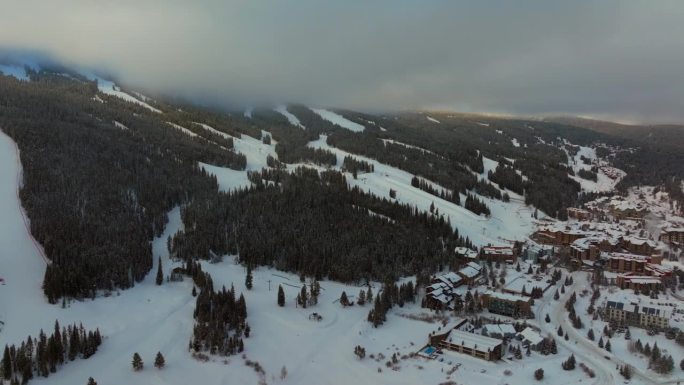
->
535, 271, 684, 385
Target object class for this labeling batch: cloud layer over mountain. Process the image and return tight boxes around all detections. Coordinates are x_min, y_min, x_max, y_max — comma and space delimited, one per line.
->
2, 1, 683, 122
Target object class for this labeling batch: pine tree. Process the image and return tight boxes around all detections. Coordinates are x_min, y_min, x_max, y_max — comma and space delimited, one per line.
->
550, 338, 558, 354
545, 314, 550, 323
87, 377, 98, 385
340, 291, 349, 307
132, 352, 143, 371
587, 329, 594, 341
357, 289, 366, 306
299, 285, 308, 308
557, 326, 564, 336
277, 285, 285, 307
245, 265, 253, 290
624, 328, 631, 340
156, 257, 163, 285
2, 345, 11, 380
534, 368, 544, 380
598, 336, 604, 348
562, 354, 576, 370
605, 339, 611, 352
154, 352, 165, 369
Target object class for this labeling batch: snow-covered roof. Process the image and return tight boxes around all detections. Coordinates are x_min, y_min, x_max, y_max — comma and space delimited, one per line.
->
443, 329, 502, 351
483, 290, 529, 303
482, 324, 517, 336
455, 247, 478, 258
482, 246, 514, 256
458, 266, 480, 279
606, 293, 672, 319
518, 327, 544, 345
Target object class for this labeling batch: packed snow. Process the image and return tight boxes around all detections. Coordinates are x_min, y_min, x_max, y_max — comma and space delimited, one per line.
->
310, 108, 365, 132
166, 122, 198, 137
194, 123, 277, 171
274, 105, 305, 129
566, 145, 625, 192
308, 136, 539, 246
79, 71, 162, 113
114, 121, 129, 130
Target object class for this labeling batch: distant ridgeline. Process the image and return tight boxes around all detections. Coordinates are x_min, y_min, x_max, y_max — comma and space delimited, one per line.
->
0, 69, 681, 303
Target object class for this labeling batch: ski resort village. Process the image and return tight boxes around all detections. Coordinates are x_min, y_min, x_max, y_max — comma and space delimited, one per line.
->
0, 57, 684, 385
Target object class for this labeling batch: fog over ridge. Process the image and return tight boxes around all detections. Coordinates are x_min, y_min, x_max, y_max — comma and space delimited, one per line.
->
2, 1, 684, 123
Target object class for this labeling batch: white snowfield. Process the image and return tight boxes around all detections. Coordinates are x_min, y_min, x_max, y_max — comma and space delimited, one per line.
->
426, 116, 440, 124
79, 71, 162, 113
308, 136, 538, 246
310, 108, 365, 132
566, 145, 625, 192
274, 105, 305, 129
196, 123, 278, 192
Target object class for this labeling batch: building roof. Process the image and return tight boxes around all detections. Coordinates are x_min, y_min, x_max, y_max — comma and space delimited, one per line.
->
443, 329, 502, 351
482, 323, 517, 336
482, 246, 514, 256
483, 290, 529, 303
605, 293, 672, 319
455, 247, 478, 258
518, 327, 544, 345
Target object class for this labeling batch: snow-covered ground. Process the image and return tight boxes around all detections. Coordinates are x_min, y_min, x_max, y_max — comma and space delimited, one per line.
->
197, 123, 278, 192
274, 105, 305, 129
308, 136, 538, 246
79, 71, 162, 113
566, 145, 625, 192
426, 116, 440, 124
167, 122, 198, 137
310, 108, 365, 132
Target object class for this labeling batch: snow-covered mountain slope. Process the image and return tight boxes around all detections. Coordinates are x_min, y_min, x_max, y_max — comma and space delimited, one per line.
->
310, 108, 365, 132
196, 124, 277, 192
79, 71, 162, 113
274, 105, 305, 128
308, 136, 538, 246
566, 144, 625, 192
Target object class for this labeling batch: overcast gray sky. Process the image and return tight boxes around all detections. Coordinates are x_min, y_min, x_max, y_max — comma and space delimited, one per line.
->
2, 1, 683, 123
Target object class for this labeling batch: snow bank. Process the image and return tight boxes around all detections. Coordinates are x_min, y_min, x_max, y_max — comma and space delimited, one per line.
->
310, 108, 365, 132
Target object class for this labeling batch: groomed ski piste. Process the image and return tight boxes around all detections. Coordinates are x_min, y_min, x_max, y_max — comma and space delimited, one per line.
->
307, 135, 541, 247
0, 129, 614, 385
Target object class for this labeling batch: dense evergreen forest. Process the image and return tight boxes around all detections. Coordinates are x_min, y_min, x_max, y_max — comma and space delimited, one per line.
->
0, 74, 238, 302
1, 321, 102, 384
170, 167, 463, 283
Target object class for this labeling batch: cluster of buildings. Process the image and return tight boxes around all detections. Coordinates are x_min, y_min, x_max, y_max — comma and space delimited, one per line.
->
604, 292, 677, 330
426, 318, 545, 362
534, 220, 673, 293
425, 262, 482, 310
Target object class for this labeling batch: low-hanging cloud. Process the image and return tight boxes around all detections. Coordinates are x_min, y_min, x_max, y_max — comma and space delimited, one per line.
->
2, 0, 684, 123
